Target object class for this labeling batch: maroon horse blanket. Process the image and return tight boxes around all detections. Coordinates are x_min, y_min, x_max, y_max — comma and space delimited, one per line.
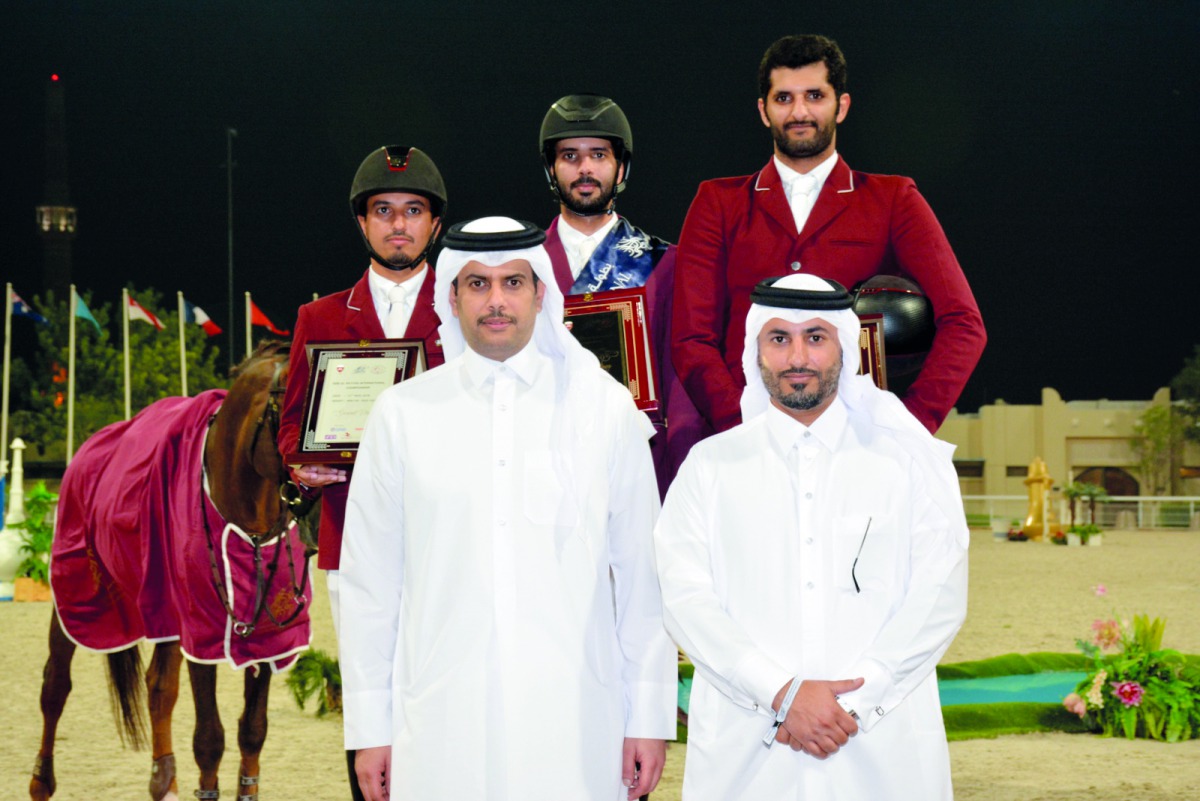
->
51, 389, 311, 671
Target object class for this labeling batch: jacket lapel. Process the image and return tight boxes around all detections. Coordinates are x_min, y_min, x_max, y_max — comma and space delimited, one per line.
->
753, 159, 799, 237
405, 268, 440, 340
543, 217, 576, 294
342, 271, 385, 340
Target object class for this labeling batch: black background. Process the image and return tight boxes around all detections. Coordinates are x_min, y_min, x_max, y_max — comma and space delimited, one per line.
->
3, 1, 1197, 412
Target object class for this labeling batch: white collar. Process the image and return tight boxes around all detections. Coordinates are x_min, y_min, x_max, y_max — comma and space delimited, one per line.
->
367, 263, 426, 302
764, 393, 848, 459
774, 150, 839, 193
556, 213, 619, 250
462, 337, 545, 389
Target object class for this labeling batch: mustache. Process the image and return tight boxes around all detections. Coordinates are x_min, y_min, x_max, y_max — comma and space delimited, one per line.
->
571, 177, 602, 188
476, 313, 516, 325
779, 367, 818, 378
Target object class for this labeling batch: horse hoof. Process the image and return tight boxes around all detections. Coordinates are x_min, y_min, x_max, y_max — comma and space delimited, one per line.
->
193, 791, 219, 800
30, 755, 56, 799
150, 753, 177, 801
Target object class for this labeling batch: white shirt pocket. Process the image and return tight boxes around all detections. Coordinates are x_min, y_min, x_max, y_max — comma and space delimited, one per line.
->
832, 513, 897, 594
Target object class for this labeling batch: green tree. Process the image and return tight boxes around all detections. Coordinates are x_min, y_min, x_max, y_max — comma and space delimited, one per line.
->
1131, 404, 1187, 496
9, 286, 228, 457
1171, 344, 1200, 443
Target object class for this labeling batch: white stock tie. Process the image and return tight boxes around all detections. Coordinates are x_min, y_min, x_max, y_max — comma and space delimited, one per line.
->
787, 173, 820, 233
385, 283, 409, 338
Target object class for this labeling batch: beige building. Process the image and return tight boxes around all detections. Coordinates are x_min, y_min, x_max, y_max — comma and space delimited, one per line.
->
938, 388, 1200, 504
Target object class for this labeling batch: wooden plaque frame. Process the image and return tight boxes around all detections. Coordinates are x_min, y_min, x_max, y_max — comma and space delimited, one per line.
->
286, 338, 426, 465
562, 287, 661, 419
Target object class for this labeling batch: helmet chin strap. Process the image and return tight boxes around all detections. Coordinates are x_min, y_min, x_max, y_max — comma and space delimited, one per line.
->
361, 219, 443, 273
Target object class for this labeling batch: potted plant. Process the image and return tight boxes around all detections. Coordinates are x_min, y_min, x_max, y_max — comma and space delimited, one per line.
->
13, 482, 56, 602
1068, 523, 1103, 546
285, 649, 342, 716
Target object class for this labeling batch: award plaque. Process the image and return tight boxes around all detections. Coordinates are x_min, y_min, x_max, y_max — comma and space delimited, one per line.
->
287, 339, 426, 465
562, 287, 660, 419
858, 314, 887, 390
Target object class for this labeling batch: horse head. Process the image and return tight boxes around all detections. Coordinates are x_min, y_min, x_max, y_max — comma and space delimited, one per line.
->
206, 341, 292, 535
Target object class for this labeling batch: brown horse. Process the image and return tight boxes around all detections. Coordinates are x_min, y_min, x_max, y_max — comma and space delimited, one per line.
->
30, 341, 312, 801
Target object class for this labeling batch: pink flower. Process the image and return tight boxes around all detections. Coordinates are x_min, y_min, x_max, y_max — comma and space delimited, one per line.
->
1063, 692, 1087, 718
1093, 584, 1107, 597
1111, 681, 1144, 707
1091, 619, 1121, 650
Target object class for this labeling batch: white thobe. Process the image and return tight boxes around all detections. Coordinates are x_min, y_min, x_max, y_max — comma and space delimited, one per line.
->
341, 342, 677, 801
655, 398, 969, 801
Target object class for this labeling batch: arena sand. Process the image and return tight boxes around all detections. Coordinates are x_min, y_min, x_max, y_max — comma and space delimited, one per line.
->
2, 529, 1198, 799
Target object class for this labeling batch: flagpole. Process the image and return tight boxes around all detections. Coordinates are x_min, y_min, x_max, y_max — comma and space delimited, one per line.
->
177, 292, 188, 396
122, 288, 131, 420
1, 283, 13, 480
244, 291, 252, 359
227, 127, 237, 371
67, 285, 78, 463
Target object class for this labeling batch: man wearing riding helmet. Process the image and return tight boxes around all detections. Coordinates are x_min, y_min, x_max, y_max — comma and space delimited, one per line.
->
276, 144, 447, 801
540, 94, 700, 494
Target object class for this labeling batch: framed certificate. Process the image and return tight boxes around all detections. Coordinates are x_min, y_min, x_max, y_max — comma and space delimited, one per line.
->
858, 315, 887, 390
287, 339, 426, 465
563, 287, 661, 419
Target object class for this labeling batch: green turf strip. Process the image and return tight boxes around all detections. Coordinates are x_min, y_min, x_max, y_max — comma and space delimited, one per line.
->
941, 702, 1094, 740
935, 652, 1091, 679
676, 654, 1200, 740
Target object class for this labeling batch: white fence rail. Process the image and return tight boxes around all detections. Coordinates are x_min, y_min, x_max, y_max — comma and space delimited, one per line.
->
962, 496, 1200, 531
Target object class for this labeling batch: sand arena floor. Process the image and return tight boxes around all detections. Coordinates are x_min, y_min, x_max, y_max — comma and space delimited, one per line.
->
2, 528, 1198, 799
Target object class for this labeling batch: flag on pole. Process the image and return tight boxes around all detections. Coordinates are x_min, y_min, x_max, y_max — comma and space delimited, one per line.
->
10, 290, 48, 324
182, 298, 223, 336
128, 296, 165, 330
74, 294, 101, 332
249, 300, 290, 336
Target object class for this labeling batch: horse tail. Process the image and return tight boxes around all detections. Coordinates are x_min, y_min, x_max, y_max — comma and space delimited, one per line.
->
105, 646, 148, 749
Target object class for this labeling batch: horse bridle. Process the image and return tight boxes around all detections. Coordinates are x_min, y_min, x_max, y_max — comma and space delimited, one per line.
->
203, 353, 310, 639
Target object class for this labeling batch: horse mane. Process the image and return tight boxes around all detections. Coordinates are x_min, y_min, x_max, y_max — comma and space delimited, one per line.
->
229, 340, 290, 379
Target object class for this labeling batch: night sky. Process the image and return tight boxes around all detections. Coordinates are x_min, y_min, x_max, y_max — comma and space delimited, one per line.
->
3, 1, 1197, 413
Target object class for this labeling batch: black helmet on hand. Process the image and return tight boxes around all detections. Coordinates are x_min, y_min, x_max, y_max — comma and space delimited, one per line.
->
540, 94, 632, 203
349, 145, 447, 272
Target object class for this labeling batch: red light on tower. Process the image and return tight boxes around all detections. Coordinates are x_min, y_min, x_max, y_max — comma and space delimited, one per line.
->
51, 74, 59, 81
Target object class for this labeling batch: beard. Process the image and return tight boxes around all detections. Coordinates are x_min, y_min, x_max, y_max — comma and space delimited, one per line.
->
559, 176, 614, 215
771, 117, 837, 160
759, 356, 841, 412
381, 251, 417, 269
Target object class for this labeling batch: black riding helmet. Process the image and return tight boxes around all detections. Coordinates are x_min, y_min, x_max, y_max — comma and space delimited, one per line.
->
349, 145, 448, 272
539, 94, 632, 208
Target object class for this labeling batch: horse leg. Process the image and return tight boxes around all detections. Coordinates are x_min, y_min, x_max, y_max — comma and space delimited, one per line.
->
29, 610, 75, 801
235, 665, 272, 801
146, 642, 183, 801
187, 661, 224, 799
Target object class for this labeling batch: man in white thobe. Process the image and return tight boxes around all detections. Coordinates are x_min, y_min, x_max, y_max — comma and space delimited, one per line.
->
340, 217, 677, 801
655, 274, 969, 800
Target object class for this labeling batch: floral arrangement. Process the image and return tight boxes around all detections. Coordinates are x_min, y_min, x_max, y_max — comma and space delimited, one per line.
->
1063, 598, 1200, 741
1006, 520, 1028, 542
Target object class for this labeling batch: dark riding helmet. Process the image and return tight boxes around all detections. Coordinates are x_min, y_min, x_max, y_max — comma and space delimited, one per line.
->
540, 94, 632, 200
350, 145, 447, 218
349, 145, 447, 272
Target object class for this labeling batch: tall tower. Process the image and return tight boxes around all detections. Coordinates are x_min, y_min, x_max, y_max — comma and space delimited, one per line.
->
36, 73, 76, 298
